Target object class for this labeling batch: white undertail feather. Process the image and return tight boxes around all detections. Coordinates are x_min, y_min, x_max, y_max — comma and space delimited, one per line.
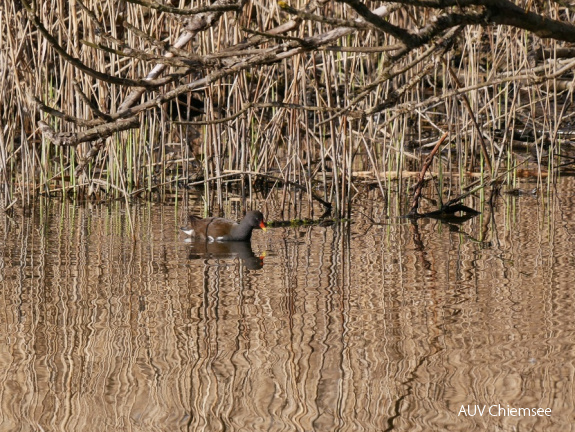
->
180, 227, 195, 236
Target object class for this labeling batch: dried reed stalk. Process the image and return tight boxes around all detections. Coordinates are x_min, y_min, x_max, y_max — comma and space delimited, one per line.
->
1, 0, 573, 217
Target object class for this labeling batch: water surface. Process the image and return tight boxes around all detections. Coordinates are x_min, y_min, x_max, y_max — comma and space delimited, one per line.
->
1, 180, 575, 431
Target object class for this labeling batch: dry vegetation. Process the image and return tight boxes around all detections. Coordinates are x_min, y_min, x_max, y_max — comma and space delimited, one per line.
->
2, 0, 575, 216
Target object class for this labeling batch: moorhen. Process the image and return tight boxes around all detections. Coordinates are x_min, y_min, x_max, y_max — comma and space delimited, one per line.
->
181, 210, 267, 242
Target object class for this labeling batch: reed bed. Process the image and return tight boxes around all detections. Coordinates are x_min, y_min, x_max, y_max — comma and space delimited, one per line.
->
1, 0, 574, 217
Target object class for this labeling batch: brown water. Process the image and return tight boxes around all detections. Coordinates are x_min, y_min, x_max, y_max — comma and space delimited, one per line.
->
1, 180, 575, 432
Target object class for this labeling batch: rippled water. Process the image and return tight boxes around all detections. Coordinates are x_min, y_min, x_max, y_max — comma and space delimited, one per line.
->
1, 180, 575, 431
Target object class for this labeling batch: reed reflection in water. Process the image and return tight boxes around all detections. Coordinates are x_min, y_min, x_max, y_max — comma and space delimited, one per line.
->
1, 185, 575, 431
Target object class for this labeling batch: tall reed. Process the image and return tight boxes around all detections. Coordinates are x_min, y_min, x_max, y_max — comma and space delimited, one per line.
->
0, 0, 571, 217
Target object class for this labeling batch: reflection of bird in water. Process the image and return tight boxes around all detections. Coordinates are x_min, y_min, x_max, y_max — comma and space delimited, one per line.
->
187, 241, 265, 270
181, 211, 266, 242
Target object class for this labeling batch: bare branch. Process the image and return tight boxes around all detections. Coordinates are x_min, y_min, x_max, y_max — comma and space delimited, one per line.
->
117, 0, 243, 112
30, 96, 92, 127
278, 2, 375, 31
126, 0, 242, 15
485, 0, 575, 42
336, 0, 419, 46
21, 0, 180, 88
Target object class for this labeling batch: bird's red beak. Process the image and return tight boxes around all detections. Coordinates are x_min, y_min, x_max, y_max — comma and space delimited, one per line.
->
259, 221, 267, 231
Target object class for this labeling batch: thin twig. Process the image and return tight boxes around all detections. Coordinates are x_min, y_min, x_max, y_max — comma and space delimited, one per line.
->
408, 132, 449, 216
